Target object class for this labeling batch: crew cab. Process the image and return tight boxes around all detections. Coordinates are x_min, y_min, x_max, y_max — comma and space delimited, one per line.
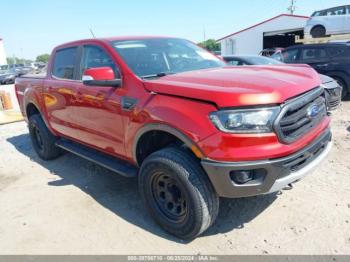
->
15, 36, 332, 239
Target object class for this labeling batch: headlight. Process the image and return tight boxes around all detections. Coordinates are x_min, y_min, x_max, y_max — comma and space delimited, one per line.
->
209, 107, 280, 133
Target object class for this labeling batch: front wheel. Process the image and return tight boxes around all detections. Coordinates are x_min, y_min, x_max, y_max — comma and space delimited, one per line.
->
139, 147, 219, 240
311, 26, 326, 38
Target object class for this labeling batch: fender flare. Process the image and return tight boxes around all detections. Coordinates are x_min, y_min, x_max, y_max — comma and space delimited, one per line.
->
132, 123, 204, 165
327, 72, 350, 92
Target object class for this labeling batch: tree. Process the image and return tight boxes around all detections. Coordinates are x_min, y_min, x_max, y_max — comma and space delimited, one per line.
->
6, 57, 32, 65
36, 54, 50, 63
198, 39, 221, 52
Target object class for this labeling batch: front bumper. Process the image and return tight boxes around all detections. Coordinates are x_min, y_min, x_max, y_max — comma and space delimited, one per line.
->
325, 86, 342, 111
201, 128, 332, 198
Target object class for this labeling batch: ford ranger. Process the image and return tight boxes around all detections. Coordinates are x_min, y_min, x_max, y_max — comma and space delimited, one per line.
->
15, 36, 332, 239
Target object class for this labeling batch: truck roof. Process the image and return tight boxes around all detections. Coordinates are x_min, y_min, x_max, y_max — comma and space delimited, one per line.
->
54, 36, 179, 49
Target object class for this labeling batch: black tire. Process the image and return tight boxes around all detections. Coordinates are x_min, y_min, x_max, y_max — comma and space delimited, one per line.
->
139, 146, 219, 240
311, 26, 326, 38
332, 76, 348, 99
28, 114, 62, 160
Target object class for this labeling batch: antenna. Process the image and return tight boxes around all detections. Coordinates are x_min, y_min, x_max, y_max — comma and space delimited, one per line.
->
288, 0, 296, 15
89, 28, 96, 38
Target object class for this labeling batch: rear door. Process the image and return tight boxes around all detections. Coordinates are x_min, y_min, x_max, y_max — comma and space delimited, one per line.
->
298, 46, 331, 74
324, 6, 347, 33
344, 6, 350, 32
44, 46, 81, 139
74, 44, 126, 157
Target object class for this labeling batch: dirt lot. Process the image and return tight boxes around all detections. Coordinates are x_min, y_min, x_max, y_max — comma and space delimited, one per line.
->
0, 100, 350, 255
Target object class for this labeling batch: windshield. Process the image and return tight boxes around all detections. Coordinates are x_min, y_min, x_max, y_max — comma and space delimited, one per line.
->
111, 38, 226, 78
271, 52, 284, 62
245, 56, 283, 65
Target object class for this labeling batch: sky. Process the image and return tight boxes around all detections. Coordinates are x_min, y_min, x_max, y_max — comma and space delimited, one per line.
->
1, 0, 349, 60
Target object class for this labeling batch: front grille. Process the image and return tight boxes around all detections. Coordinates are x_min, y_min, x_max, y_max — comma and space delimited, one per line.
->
277, 128, 331, 177
328, 99, 341, 109
274, 87, 327, 144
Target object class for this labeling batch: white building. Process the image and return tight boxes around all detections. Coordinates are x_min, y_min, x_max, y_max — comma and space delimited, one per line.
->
218, 14, 309, 56
0, 38, 6, 65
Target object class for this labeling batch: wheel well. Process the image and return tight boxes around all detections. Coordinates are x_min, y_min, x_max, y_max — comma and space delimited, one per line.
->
312, 24, 325, 31
26, 103, 40, 119
136, 130, 188, 165
329, 74, 349, 90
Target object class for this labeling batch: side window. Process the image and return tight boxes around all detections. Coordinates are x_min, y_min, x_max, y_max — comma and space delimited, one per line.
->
325, 6, 346, 16
282, 49, 299, 63
328, 47, 346, 57
52, 47, 78, 80
301, 48, 328, 60
81, 45, 118, 78
227, 60, 241, 66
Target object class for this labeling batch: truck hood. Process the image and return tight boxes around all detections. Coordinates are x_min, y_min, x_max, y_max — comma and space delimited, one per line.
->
143, 65, 321, 108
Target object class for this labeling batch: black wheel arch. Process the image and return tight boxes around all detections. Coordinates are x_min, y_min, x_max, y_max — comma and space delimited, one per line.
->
25, 101, 56, 136
133, 124, 205, 166
327, 72, 350, 92
311, 24, 326, 33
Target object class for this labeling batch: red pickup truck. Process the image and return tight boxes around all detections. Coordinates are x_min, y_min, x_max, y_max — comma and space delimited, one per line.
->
15, 36, 332, 239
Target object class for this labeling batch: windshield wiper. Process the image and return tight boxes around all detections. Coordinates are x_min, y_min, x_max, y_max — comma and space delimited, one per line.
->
141, 72, 175, 79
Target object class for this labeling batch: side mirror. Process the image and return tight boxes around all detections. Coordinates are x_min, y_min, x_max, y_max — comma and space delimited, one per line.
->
82, 67, 121, 87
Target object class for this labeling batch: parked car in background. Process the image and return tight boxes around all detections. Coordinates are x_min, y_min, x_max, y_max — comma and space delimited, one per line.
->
223, 55, 342, 111
15, 36, 332, 239
259, 47, 284, 57
305, 5, 350, 38
271, 43, 350, 98
1, 64, 34, 76
223, 55, 283, 66
0, 69, 17, 85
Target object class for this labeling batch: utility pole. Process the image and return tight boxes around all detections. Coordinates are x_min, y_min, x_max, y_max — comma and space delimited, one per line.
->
288, 0, 296, 15
203, 26, 206, 42
89, 28, 96, 38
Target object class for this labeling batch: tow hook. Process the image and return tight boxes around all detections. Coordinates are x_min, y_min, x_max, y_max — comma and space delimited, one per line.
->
283, 183, 294, 190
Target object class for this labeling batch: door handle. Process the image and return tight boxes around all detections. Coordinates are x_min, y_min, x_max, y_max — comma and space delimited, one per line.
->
316, 63, 329, 68
121, 96, 138, 110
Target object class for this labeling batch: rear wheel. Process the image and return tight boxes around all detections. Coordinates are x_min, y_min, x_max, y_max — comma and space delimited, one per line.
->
311, 26, 326, 38
28, 114, 62, 160
139, 147, 219, 240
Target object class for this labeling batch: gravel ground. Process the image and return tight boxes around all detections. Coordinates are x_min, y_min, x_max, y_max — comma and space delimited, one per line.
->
0, 100, 349, 255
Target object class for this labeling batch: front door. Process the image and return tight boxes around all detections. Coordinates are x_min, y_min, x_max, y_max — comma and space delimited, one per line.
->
74, 44, 126, 157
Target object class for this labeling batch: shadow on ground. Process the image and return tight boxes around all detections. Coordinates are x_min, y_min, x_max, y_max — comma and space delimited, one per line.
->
7, 133, 278, 243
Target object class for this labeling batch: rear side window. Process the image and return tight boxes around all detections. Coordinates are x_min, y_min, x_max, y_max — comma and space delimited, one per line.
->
301, 48, 328, 60
325, 6, 346, 16
52, 47, 78, 80
328, 46, 350, 58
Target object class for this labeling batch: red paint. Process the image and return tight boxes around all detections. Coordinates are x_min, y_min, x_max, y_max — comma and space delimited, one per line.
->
83, 67, 115, 80
15, 36, 330, 165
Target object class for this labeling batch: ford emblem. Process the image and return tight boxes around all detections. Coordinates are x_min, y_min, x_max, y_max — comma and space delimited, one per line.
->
307, 104, 320, 118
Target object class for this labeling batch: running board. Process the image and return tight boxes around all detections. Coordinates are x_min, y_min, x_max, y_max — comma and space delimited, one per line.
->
55, 139, 138, 178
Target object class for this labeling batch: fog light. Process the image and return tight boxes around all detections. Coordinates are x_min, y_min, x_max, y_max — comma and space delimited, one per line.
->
230, 170, 254, 184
